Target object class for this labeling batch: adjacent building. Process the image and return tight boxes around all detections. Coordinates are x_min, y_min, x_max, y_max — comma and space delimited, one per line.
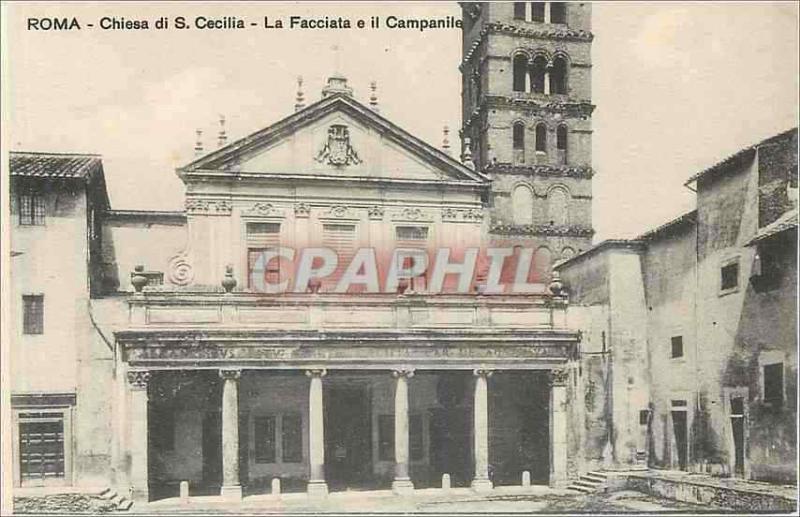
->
557, 127, 798, 483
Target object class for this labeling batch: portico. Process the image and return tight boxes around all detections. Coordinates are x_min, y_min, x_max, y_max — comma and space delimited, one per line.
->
114, 291, 578, 502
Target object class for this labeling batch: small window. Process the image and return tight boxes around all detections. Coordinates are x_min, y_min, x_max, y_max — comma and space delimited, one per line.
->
671, 399, 687, 407
671, 336, 684, 359
18, 193, 46, 226
281, 413, 302, 463
410, 414, 424, 461
763, 363, 783, 406
721, 261, 739, 292
378, 414, 394, 461
22, 295, 44, 335
247, 222, 281, 235
513, 2, 526, 20
254, 416, 276, 463
639, 410, 650, 426
531, 2, 545, 22
556, 125, 568, 150
396, 226, 429, 241
550, 2, 567, 23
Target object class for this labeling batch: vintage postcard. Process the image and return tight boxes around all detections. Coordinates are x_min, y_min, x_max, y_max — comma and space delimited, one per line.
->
1, 1, 798, 515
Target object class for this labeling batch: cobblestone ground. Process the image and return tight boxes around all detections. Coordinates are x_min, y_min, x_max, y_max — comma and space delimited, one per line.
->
14, 494, 118, 514
129, 489, 732, 514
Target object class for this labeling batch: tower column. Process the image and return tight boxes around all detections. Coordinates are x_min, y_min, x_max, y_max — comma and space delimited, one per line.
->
392, 369, 415, 495
524, 2, 532, 21
471, 369, 493, 492
544, 64, 552, 95
220, 369, 242, 500
544, 2, 551, 23
306, 369, 328, 496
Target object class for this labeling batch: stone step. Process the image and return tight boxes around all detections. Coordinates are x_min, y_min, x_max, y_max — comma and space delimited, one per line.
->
116, 498, 134, 512
98, 488, 116, 501
573, 480, 601, 489
583, 472, 607, 483
567, 484, 594, 494
586, 470, 608, 479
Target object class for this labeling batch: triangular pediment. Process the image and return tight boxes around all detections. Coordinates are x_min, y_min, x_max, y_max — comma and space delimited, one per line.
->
179, 94, 487, 185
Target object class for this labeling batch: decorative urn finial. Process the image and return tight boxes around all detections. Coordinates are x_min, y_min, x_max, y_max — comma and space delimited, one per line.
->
549, 270, 564, 296
131, 265, 148, 293
222, 265, 237, 293
442, 126, 451, 154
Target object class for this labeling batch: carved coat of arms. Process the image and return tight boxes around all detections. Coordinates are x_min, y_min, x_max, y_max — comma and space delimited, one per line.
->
315, 124, 362, 166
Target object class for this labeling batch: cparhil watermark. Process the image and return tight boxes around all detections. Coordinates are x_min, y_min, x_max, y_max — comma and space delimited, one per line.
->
249, 247, 553, 294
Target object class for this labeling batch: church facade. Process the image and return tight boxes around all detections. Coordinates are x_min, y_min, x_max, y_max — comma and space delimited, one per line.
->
8, 3, 599, 501
7, 2, 796, 507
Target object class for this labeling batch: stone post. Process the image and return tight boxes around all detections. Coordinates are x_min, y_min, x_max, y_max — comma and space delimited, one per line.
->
126, 370, 150, 502
220, 369, 242, 500
306, 369, 328, 496
471, 369, 493, 492
392, 369, 415, 495
549, 368, 569, 487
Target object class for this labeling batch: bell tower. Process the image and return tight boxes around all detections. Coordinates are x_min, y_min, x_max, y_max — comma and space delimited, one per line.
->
460, 2, 595, 276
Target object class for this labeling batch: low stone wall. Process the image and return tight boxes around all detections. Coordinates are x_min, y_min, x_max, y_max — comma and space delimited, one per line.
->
620, 473, 797, 513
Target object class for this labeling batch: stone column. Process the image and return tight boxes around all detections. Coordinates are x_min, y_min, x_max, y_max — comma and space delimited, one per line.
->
544, 64, 552, 95
525, 60, 533, 93
524, 2, 532, 21
126, 370, 150, 502
306, 369, 328, 496
544, 1, 551, 23
549, 368, 569, 487
471, 369, 493, 492
220, 369, 242, 500
392, 369, 415, 495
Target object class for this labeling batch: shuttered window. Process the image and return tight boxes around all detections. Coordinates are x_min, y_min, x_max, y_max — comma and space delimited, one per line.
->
322, 223, 356, 290
395, 226, 429, 291
247, 222, 281, 289
254, 416, 276, 463
281, 413, 303, 463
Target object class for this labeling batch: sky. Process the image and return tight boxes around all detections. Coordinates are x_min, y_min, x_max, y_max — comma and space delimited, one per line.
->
3, 2, 798, 241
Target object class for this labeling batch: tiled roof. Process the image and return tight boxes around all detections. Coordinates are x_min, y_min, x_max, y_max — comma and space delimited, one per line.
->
10, 151, 102, 180
684, 128, 797, 186
637, 210, 697, 241
745, 208, 798, 246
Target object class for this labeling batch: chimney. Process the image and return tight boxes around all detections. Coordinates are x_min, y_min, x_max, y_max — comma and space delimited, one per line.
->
217, 115, 227, 148
295, 76, 306, 112
194, 129, 204, 157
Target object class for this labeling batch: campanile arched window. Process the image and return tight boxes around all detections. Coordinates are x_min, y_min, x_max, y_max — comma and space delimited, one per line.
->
513, 122, 526, 164
512, 185, 534, 225
556, 124, 568, 165
551, 56, 568, 95
531, 56, 547, 94
547, 186, 569, 226
535, 123, 547, 153
513, 54, 528, 92
514, 2, 526, 20
531, 2, 545, 22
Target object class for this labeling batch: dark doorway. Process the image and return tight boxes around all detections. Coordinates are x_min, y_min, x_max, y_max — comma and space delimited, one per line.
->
324, 384, 372, 490
202, 412, 222, 488
490, 371, 550, 485
671, 411, 688, 470
429, 372, 473, 487
730, 397, 745, 476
